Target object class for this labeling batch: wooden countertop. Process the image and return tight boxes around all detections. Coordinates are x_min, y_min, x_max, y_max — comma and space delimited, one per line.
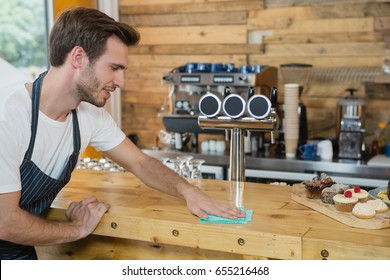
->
46, 169, 390, 260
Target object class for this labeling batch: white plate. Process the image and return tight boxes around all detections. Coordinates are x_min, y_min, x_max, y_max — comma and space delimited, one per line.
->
368, 186, 390, 205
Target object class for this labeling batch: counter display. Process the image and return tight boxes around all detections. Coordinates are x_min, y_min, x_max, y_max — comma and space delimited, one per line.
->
36, 169, 390, 260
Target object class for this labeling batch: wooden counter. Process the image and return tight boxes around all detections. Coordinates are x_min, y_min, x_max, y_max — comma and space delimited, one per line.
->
36, 169, 390, 260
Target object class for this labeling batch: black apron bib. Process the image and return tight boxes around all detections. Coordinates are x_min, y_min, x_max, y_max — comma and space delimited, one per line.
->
0, 72, 81, 260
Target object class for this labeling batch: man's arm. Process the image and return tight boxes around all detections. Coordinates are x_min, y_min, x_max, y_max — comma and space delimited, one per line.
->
103, 138, 245, 219
0, 191, 109, 246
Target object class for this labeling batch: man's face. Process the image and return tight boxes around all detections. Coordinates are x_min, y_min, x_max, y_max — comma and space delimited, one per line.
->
75, 36, 129, 107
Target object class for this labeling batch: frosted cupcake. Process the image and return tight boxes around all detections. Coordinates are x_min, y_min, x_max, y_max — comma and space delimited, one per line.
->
347, 186, 369, 203
333, 190, 358, 212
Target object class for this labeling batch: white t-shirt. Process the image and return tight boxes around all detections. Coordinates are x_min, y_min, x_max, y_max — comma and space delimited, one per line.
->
0, 84, 125, 194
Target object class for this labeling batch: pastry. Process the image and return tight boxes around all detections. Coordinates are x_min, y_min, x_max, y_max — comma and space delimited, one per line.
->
352, 202, 376, 219
333, 190, 358, 212
320, 183, 349, 204
377, 190, 389, 202
303, 173, 336, 199
387, 180, 390, 199
347, 186, 369, 203
321, 187, 337, 204
330, 183, 349, 194
366, 199, 389, 214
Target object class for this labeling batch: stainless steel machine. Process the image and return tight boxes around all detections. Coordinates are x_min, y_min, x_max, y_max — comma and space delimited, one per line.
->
337, 88, 366, 159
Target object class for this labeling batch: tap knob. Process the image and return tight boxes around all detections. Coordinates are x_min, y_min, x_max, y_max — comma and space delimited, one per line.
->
224, 86, 231, 98
248, 87, 255, 98
270, 87, 278, 109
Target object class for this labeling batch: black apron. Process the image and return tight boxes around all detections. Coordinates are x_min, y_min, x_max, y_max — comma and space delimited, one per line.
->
0, 72, 81, 260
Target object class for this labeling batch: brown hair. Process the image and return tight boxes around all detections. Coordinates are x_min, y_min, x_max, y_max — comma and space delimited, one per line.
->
49, 7, 140, 66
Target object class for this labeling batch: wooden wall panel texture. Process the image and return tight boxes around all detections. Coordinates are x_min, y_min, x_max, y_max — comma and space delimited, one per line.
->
118, 0, 390, 150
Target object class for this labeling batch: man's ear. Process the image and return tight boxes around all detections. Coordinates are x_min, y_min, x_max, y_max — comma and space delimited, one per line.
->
69, 46, 86, 69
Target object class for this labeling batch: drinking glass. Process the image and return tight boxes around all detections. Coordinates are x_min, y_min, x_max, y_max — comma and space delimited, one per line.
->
169, 158, 183, 176
190, 159, 205, 187
176, 156, 193, 179
157, 157, 170, 165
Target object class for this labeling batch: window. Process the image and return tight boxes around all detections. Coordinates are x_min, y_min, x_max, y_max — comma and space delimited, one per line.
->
0, 0, 49, 80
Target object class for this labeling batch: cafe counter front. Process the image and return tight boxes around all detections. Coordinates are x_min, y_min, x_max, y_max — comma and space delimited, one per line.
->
36, 169, 390, 260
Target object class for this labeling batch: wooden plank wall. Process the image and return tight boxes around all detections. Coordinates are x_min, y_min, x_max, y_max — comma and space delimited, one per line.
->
118, 0, 390, 150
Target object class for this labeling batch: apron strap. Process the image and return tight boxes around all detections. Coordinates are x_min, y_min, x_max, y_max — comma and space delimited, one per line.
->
24, 71, 81, 160
71, 110, 81, 152
24, 71, 47, 160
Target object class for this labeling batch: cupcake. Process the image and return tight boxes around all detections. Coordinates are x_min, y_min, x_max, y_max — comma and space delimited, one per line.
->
303, 173, 336, 199
347, 186, 369, 203
333, 190, 358, 212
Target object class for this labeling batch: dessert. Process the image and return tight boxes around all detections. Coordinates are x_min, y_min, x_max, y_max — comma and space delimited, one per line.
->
347, 186, 369, 203
377, 190, 389, 202
387, 180, 390, 199
320, 184, 349, 204
331, 183, 349, 194
333, 190, 358, 212
366, 199, 389, 214
303, 173, 336, 199
321, 187, 338, 204
352, 202, 376, 219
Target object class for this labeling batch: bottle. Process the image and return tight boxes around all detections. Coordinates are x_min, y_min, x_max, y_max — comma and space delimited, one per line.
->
383, 121, 390, 144
377, 122, 386, 154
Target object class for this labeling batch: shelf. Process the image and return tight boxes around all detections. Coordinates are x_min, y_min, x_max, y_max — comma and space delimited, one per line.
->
374, 75, 390, 84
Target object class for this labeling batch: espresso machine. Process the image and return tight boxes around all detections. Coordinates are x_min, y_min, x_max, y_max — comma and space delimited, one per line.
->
160, 62, 278, 150
337, 88, 366, 159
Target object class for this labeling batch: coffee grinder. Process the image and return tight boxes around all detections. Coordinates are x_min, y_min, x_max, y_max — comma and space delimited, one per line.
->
337, 88, 366, 159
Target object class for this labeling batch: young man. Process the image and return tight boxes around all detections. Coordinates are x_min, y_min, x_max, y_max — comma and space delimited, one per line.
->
0, 7, 245, 260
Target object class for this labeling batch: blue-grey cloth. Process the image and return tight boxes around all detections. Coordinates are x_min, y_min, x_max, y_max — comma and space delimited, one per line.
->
199, 208, 253, 224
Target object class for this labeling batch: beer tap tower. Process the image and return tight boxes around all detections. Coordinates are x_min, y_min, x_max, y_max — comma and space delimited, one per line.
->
198, 87, 279, 207
161, 63, 279, 207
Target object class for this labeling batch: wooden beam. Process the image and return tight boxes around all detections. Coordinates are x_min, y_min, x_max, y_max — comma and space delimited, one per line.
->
264, 42, 385, 57
120, 0, 263, 15
264, 0, 388, 8
128, 44, 264, 55
375, 17, 390, 31
120, 11, 247, 27
263, 32, 385, 44
137, 25, 247, 45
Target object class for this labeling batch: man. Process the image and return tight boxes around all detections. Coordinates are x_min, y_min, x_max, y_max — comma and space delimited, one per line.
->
0, 7, 245, 260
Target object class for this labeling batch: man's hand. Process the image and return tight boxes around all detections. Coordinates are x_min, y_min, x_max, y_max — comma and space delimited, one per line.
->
182, 185, 246, 220
65, 196, 110, 238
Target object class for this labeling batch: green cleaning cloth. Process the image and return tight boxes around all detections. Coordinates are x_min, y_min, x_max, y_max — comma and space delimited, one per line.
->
199, 208, 253, 224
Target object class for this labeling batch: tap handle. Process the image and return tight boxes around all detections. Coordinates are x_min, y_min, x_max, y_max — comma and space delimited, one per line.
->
248, 87, 255, 98
224, 86, 231, 98
270, 87, 278, 108
270, 131, 275, 144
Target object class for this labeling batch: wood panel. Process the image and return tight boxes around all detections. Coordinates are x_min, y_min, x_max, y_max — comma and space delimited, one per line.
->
121, 11, 247, 27
120, 0, 263, 15
37, 234, 244, 260
119, 0, 390, 149
137, 25, 247, 45
128, 44, 264, 55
